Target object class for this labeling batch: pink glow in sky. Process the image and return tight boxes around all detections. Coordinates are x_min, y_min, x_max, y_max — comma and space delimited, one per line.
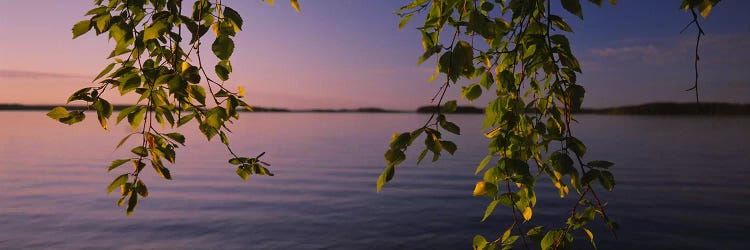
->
1, 1, 748, 109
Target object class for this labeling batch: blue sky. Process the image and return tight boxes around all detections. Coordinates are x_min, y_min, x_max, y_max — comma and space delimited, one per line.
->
0, 0, 748, 109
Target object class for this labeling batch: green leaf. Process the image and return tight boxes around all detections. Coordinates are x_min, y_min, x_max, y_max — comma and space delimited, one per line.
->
94, 14, 110, 33
131, 146, 148, 157
108, 159, 131, 172
384, 149, 406, 167
106, 174, 129, 194
462, 84, 482, 102
135, 180, 149, 198
116, 105, 138, 124
541, 230, 562, 250
441, 140, 457, 155
205, 107, 226, 129
599, 170, 615, 191
389, 132, 411, 149
416, 148, 429, 165
398, 14, 414, 30
223, 7, 243, 30
376, 165, 394, 192
567, 136, 586, 157
581, 169, 599, 185
228, 157, 245, 165
143, 21, 168, 41
482, 200, 500, 221
498, 192, 520, 208
165, 132, 186, 145
561, 0, 584, 19
479, 71, 494, 89
153, 162, 172, 180
443, 100, 458, 112
119, 75, 141, 95
236, 167, 250, 181
126, 193, 138, 216
93, 99, 113, 118
566, 84, 585, 111
127, 106, 146, 131
199, 123, 219, 140
549, 15, 573, 32
178, 113, 195, 127
212, 35, 235, 60
424, 133, 442, 154
219, 131, 229, 145
114, 133, 135, 150
473, 235, 488, 250
526, 226, 545, 243
473, 181, 497, 197
47, 107, 70, 120
72, 20, 92, 38
190, 85, 207, 105
215, 63, 230, 81
440, 120, 461, 135
588, 160, 614, 169
475, 155, 493, 175
50, 109, 86, 125
93, 63, 115, 82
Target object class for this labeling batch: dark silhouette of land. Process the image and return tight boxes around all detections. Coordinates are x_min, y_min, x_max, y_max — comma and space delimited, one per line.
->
416, 105, 484, 114
2, 102, 749, 115
0, 104, 291, 112
296, 107, 403, 113
578, 102, 750, 115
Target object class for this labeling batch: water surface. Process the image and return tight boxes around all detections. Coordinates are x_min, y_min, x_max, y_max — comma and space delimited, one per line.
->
0, 112, 748, 249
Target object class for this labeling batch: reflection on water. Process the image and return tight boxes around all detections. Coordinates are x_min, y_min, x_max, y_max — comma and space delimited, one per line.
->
0, 112, 748, 249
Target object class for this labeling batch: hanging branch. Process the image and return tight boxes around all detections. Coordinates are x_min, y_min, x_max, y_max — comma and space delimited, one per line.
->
680, 8, 705, 103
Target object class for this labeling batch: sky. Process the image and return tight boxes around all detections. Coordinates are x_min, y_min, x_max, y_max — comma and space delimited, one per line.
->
0, 0, 748, 110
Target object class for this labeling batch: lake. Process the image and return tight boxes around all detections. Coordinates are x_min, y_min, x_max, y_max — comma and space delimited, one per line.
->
0, 112, 748, 249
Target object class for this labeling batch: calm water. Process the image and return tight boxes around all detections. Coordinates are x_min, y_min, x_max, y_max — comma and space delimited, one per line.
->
0, 112, 748, 249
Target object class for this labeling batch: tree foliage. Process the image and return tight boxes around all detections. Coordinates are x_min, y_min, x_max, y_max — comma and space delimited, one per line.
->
49, 0, 720, 249
378, 0, 719, 249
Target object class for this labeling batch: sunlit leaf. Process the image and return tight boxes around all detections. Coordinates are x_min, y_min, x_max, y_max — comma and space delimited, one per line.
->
376, 165, 394, 192
72, 20, 92, 38
482, 200, 499, 221
290, 0, 301, 13
522, 206, 533, 221
108, 159, 130, 172
106, 174, 128, 194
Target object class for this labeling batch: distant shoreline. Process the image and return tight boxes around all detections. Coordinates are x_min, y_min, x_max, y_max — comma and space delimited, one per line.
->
1, 102, 749, 115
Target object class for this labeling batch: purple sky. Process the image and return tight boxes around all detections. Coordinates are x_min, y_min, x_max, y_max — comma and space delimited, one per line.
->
1, 0, 748, 109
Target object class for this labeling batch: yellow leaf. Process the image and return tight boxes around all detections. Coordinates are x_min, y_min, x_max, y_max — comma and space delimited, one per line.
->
264, 0, 274, 6
484, 127, 501, 138
699, 4, 712, 18
99, 116, 109, 130
472, 181, 487, 196
290, 0, 300, 13
584, 228, 594, 241
522, 206, 533, 221
238, 86, 245, 97
181, 61, 190, 73
212, 22, 219, 36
